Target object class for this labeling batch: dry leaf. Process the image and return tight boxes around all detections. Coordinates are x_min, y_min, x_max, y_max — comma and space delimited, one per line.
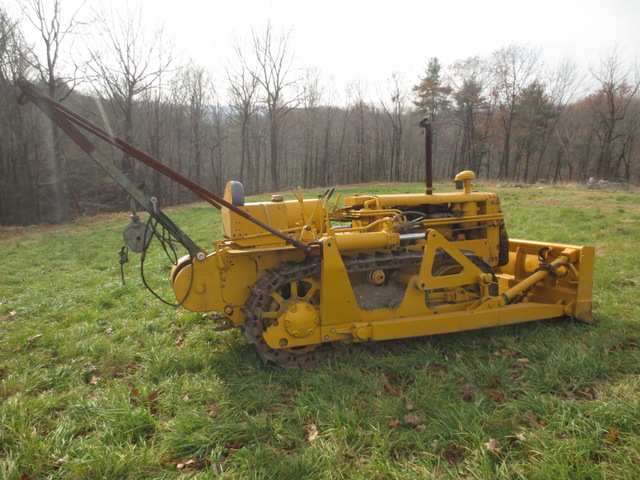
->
459, 383, 474, 401
486, 376, 502, 388
88, 375, 100, 385
485, 389, 506, 401
207, 404, 222, 417
493, 349, 515, 358
281, 389, 295, 404
388, 419, 400, 427
524, 409, 545, 428
174, 332, 186, 347
130, 388, 140, 406
403, 413, 426, 426
380, 373, 403, 396
484, 438, 501, 454
441, 444, 465, 466
603, 428, 619, 444
27, 333, 43, 345
176, 458, 209, 472
514, 358, 530, 367
225, 440, 245, 450
304, 423, 319, 442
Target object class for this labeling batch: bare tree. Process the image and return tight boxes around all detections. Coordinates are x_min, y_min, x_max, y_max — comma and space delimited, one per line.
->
589, 46, 640, 180
491, 44, 542, 180
0, 8, 35, 224
180, 63, 212, 183
345, 79, 371, 183
244, 21, 299, 190
87, 2, 173, 181
448, 56, 494, 177
380, 72, 410, 181
19, 0, 88, 222
227, 49, 260, 191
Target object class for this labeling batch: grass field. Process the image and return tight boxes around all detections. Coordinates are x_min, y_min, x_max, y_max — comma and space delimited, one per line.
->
1, 182, 640, 479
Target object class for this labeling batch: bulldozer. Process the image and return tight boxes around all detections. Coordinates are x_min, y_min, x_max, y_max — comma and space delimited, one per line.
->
16, 80, 595, 367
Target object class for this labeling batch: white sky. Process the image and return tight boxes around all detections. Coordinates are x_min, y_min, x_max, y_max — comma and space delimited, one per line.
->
150, 0, 640, 87
12, 0, 640, 96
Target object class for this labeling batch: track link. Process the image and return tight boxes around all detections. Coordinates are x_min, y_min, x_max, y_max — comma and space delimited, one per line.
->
243, 250, 492, 368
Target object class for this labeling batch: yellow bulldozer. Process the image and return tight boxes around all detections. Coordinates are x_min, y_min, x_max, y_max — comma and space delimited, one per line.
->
17, 80, 595, 367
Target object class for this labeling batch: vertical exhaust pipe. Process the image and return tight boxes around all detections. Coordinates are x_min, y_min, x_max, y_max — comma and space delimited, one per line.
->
420, 118, 433, 194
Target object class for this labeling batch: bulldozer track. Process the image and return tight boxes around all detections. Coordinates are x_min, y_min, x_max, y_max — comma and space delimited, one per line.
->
244, 249, 444, 368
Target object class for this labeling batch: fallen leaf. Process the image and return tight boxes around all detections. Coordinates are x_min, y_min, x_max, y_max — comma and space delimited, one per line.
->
88, 375, 100, 385
493, 349, 515, 358
8, 310, 17, 317
441, 444, 465, 466
51, 454, 69, 468
130, 388, 140, 406
103, 328, 114, 335
486, 376, 502, 388
380, 373, 403, 396
403, 413, 426, 426
304, 423, 319, 442
484, 438, 501, 454
174, 332, 186, 347
524, 409, 545, 428
459, 383, 474, 401
603, 428, 619, 444
281, 389, 295, 404
27, 333, 43, 345
225, 440, 245, 450
175, 458, 209, 472
405, 402, 414, 411
207, 404, 222, 418
388, 419, 400, 427
506, 432, 527, 443
127, 363, 140, 374
485, 389, 505, 401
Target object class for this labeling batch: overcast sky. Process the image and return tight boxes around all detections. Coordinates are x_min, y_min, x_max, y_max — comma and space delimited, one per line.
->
149, 0, 639, 88
12, 0, 640, 96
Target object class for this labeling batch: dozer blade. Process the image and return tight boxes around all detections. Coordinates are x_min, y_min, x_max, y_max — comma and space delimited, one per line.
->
495, 239, 595, 324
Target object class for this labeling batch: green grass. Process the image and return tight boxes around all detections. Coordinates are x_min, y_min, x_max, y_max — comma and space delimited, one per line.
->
1, 183, 640, 479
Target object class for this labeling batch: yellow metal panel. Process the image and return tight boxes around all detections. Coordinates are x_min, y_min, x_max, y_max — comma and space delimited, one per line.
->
417, 230, 485, 290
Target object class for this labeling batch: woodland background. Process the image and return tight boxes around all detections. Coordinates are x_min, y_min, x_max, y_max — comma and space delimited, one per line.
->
1, 1, 639, 225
